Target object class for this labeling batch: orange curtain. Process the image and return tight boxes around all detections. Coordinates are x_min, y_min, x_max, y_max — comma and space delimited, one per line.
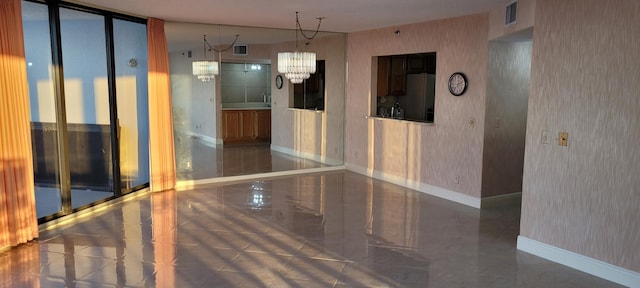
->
0, 0, 39, 249
147, 18, 176, 192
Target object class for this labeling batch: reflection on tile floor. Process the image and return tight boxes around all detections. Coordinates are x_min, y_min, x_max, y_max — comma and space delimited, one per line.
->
2, 171, 624, 287
174, 134, 329, 180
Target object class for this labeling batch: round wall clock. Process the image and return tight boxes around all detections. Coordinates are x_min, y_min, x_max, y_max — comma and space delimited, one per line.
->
275, 75, 283, 89
448, 72, 468, 96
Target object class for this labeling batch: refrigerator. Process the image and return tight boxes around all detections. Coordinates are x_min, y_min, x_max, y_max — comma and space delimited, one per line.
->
400, 73, 436, 121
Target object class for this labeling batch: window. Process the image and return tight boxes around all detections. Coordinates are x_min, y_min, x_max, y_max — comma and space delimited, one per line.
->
375, 53, 436, 122
292, 60, 325, 110
22, 0, 149, 221
221, 62, 271, 105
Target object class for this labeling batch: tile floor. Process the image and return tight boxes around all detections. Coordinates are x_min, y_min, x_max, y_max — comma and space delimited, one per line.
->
1, 169, 623, 287
3, 141, 626, 287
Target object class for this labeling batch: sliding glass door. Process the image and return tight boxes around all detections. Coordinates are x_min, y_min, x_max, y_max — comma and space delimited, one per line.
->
22, 0, 149, 220
59, 7, 115, 209
23, 1, 62, 217
113, 19, 150, 192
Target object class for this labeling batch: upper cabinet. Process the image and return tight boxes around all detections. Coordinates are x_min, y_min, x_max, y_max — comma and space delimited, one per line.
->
389, 55, 407, 96
377, 55, 407, 97
407, 53, 436, 74
377, 56, 391, 97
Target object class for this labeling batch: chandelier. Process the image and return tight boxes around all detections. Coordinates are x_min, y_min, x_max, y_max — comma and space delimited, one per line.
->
277, 12, 324, 84
192, 34, 239, 82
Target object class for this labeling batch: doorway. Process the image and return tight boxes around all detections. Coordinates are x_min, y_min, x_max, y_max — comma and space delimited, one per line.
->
481, 28, 533, 200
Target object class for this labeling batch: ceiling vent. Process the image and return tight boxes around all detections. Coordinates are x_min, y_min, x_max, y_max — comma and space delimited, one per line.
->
505, 1, 518, 26
233, 44, 248, 56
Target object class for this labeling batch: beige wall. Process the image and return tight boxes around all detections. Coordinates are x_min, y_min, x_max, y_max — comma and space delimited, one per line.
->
481, 41, 531, 197
270, 34, 346, 165
521, 0, 640, 272
169, 48, 217, 141
345, 14, 489, 198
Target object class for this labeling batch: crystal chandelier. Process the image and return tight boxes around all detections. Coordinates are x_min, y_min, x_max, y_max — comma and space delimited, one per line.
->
192, 34, 239, 82
192, 60, 217, 82
277, 12, 324, 84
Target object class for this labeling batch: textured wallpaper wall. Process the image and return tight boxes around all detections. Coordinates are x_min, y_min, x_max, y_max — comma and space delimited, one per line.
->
345, 14, 489, 198
481, 41, 531, 197
521, 0, 640, 272
169, 48, 217, 139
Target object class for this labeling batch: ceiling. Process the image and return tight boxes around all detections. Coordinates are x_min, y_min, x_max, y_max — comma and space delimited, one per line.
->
68, 0, 508, 51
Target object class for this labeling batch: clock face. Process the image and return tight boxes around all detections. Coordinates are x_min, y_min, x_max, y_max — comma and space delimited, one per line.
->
448, 72, 467, 96
275, 75, 283, 89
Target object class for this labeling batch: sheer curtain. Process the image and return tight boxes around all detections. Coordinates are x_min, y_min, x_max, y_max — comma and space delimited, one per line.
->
0, 0, 39, 249
147, 18, 176, 192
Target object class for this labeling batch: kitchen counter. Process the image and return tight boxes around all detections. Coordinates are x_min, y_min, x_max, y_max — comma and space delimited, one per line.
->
222, 107, 271, 110
222, 102, 271, 110
368, 115, 435, 126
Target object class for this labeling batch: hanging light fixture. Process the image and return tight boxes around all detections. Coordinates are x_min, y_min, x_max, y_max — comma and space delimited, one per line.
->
278, 12, 324, 84
192, 34, 239, 82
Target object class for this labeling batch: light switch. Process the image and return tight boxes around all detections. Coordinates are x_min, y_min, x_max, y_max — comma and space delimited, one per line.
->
558, 132, 568, 146
542, 131, 550, 144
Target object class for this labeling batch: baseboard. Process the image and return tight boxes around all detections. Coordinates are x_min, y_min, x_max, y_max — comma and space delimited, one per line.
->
270, 144, 343, 166
188, 132, 222, 146
176, 165, 346, 190
517, 236, 640, 287
481, 192, 522, 208
346, 163, 481, 208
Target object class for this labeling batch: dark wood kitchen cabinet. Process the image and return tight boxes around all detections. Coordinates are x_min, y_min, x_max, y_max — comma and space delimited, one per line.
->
222, 109, 271, 144
254, 110, 271, 142
377, 56, 391, 97
377, 55, 406, 97
389, 55, 407, 95
222, 110, 253, 143
407, 53, 436, 74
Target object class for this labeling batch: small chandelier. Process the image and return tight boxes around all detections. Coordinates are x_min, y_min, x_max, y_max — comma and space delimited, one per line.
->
192, 34, 239, 82
277, 12, 324, 84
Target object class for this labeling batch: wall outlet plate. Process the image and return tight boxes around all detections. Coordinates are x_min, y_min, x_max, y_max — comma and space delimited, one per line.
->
558, 132, 568, 146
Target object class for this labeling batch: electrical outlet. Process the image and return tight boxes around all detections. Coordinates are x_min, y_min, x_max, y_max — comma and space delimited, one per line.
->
454, 175, 460, 184
558, 132, 568, 146
495, 117, 501, 128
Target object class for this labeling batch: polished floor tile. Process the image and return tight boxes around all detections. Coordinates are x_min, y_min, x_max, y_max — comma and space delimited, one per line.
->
1, 171, 624, 287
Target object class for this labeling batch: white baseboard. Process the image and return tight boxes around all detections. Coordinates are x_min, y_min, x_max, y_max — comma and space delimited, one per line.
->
517, 236, 640, 287
346, 163, 481, 208
194, 133, 223, 146
180, 131, 223, 146
270, 144, 343, 166
481, 192, 522, 208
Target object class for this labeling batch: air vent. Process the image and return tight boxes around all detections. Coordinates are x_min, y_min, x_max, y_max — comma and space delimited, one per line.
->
505, 1, 518, 26
233, 44, 248, 56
